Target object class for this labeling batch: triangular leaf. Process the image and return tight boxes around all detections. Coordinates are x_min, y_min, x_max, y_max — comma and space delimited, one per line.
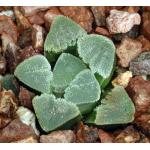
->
14, 55, 53, 94
86, 86, 135, 125
64, 69, 101, 114
32, 94, 81, 132
78, 34, 115, 88
52, 53, 87, 94
44, 15, 87, 56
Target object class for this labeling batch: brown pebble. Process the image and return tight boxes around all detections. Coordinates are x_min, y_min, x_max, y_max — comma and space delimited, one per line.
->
0, 119, 37, 143
40, 130, 75, 143
32, 24, 45, 51
126, 76, 150, 117
59, 6, 94, 33
19, 86, 35, 109
116, 37, 142, 67
0, 15, 18, 43
142, 12, 150, 40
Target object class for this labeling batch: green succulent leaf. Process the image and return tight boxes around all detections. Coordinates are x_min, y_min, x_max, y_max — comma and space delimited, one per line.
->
14, 55, 53, 94
1, 74, 19, 95
52, 53, 87, 94
64, 69, 101, 114
86, 86, 135, 125
32, 94, 81, 132
44, 15, 87, 57
78, 34, 115, 88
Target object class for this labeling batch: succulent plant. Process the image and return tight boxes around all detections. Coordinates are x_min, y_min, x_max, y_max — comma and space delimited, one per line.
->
14, 55, 53, 94
44, 15, 87, 61
32, 94, 81, 132
77, 34, 116, 88
64, 69, 101, 114
52, 53, 87, 94
86, 86, 135, 125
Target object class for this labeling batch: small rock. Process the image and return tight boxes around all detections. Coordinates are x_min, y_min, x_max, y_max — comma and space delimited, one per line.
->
27, 12, 45, 25
116, 37, 142, 67
76, 122, 99, 143
44, 7, 62, 30
112, 71, 132, 88
2, 34, 20, 73
91, 6, 106, 27
0, 15, 18, 43
21, 6, 51, 17
137, 35, 150, 52
130, 52, 150, 75
0, 119, 37, 142
19, 86, 35, 109
0, 54, 6, 74
18, 28, 32, 49
114, 126, 140, 143
1, 33, 15, 52
95, 27, 111, 38
126, 76, 150, 117
0, 90, 18, 118
144, 6, 150, 12
32, 24, 45, 51
0, 10, 14, 19
106, 10, 141, 34
135, 114, 150, 137
0, 115, 11, 129
142, 12, 150, 40
19, 46, 40, 62
40, 130, 75, 143
16, 106, 39, 136
99, 129, 113, 143
122, 6, 140, 13
59, 6, 94, 32
14, 6, 31, 32
11, 135, 38, 143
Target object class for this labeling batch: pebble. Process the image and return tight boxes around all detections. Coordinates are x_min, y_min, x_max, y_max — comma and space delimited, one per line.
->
27, 11, 45, 25
44, 7, 62, 30
19, 86, 35, 109
130, 52, 150, 75
0, 55, 6, 74
0, 90, 18, 118
76, 122, 99, 143
59, 6, 94, 32
137, 35, 150, 52
0, 119, 37, 142
142, 12, 150, 40
12, 135, 38, 143
91, 6, 106, 27
116, 37, 142, 67
126, 76, 150, 117
106, 10, 141, 34
99, 129, 113, 143
16, 106, 39, 136
40, 130, 75, 143
0, 15, 18, 43
135, 114, 150, 136
114, 126, 140, 143
32, 24, 45, 51
21, 6, 51, 17
112, 71, 132, 88
95, 27, 111, 38
14, 6, 31, 32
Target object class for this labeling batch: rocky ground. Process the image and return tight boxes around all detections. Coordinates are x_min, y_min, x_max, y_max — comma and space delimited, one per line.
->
0, 6, 150, 143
